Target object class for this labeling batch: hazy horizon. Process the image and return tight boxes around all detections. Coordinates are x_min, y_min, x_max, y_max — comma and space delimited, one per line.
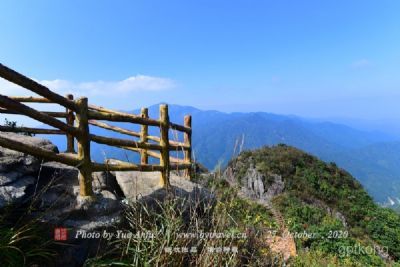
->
2, 101, 400, 138
1, 0, 400, 133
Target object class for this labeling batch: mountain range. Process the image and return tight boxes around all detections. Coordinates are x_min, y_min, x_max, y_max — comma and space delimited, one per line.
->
43, 104, 400, 205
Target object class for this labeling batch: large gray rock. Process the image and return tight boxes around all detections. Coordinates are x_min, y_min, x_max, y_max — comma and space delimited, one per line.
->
0, 132, 58, 207
0, 134, 125, 267
0, 132, 123, 229
114, 170, 213, 204
35, 162, 122, 228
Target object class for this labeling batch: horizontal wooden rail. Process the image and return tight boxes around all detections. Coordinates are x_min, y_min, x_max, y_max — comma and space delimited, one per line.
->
92, 159, 164, 172
138, 149, 185, 163
117, 147, 157, 163
144, 134, 186, 147
170, 156, 186, 164
93, 161, 190, 172
146, 135, 160, 143
115, 145, 141, 153
90, 133, 163, 150
89, 104, 138, 117
9, 96, 53, 103
89, 120, 141, 138
90, 104, 191, 134
145, 150, 186, 164
89, 119, 187, 147
0, 63, 78, 111
116, 137, 189, 151
146, 150, 162, 159
0, 108, 68, 118
0, 126, 64, 135
88, 109, 160, 127
0, 64, 194, 197
169, 142, 190, 151
0, 134, 79, 166
0, 94, 80, 136
114, 146, 186, 164
117, 146, 165, 161
170, 122, 191, 134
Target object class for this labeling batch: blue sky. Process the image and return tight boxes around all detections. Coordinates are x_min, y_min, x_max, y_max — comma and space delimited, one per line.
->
1, 0, 400, 123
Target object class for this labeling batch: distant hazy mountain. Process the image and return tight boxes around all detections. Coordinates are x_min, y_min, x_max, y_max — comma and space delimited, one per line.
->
330, 141, 400, 206
42, 104, 400, 204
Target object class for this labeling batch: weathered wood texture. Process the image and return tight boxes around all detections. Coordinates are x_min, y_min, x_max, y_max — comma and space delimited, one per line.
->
0, 108, 68, 118
93, 159, 164, 172
0, 126, 64, 135
89, 120, 141, 137
9, 96, 52, 103
140, 134, 188, 147
159, 104, 171, 188
170, 122, 191, 134
90, 134, 163, 150
0, 63, 77, 111
66, 94, 76, 153
0, 95, 79, 135
0, 64, 194, 197
140, 108, 149, 164
0, 134, 79, 165
76, 98, 93, 197
184, 115, 192, 179
88, 109, 160, 126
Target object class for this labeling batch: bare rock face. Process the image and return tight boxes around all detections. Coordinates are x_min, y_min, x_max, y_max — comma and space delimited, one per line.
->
0, 132, 58, 208
243, 165, 266, 198
0, 133, 123, 229
34, 162, 123, 230
224, 161, 284, 203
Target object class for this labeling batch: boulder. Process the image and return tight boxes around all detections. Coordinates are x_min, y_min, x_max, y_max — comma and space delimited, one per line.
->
0, 132, 58, 208
34, 162, 122, 229
113, 170, 214, 205
0, 134, 214, 266
0, 132, 123, 229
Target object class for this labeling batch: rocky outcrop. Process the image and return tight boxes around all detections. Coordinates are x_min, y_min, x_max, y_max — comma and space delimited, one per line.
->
0, 133, 214, 266
35, 162, 122, 230
224, 161, 284, 203
223, 157, 297, 261
0, 132, 58, 208
0, 135, 124, 267
0, 133, 123, 227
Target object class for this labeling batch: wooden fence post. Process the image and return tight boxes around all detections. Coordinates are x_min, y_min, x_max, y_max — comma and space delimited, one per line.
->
76, 97, 93, 197
140, 107, 149, 165
159, 104, 170, 189
66, 94, 75, 153
184, 115, 192, 179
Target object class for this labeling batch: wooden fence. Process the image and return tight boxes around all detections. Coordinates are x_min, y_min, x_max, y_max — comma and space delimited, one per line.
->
0, 63, 193, 197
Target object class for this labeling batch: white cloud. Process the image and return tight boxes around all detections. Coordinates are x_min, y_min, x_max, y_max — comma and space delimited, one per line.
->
0, 75, 176, 126
0, 78, 31, 96
41, 75, 176, 96
351, 59, 371, 69
0, 75, 176, 97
